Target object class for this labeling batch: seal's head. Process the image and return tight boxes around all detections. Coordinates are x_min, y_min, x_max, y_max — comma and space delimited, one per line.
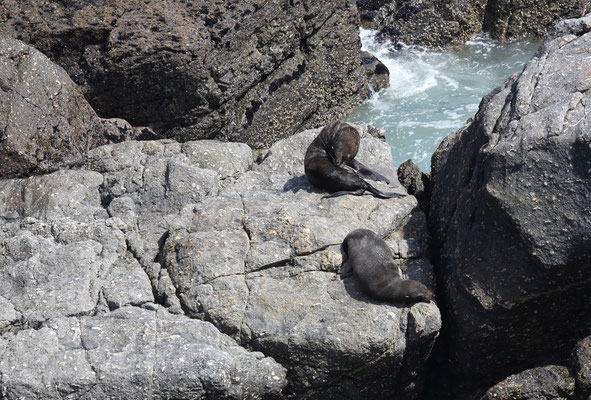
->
399, 280, 434, 302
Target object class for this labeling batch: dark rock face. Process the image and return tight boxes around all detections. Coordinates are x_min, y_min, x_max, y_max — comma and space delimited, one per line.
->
0, 38, 109, 178
397, 159, 430, 211
480, 365, 575, 400
357, 0, 487, 47
0, 0, 369, 148
483, 0, 589, 41
429, 14, 591, 397
357, 0, 588, 47
573, 336, 591, 399
361, 50, 390, 93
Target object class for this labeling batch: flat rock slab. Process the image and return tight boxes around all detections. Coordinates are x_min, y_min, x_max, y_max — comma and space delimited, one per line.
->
0, 306, 286, 399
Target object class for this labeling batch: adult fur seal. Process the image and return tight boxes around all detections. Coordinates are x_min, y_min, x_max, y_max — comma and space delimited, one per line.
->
304, 121, 402, 198
343, 228, 434, 303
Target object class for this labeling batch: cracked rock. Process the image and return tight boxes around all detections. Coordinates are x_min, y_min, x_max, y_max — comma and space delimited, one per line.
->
1, 123, 439, 398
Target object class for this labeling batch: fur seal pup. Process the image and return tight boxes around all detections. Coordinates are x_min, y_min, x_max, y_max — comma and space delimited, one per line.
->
304, 121, 402, 198
343, 228, 434, 303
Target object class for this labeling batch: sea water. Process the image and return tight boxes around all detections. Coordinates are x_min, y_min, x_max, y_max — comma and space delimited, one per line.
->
347, 29, 540, 172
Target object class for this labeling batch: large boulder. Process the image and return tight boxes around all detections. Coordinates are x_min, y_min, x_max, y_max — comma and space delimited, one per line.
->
1, 122, 441, 398
480, 333, 591, 400
356, 0, 588, 47
0, 0, 370, 148
572, 335, 591, 399
429, 14, 591, 397
0, 38, 128, 179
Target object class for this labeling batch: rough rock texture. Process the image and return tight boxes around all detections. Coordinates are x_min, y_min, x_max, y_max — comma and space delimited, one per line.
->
429, 14, 591, 397
357, 0, 488, 47
356, 0, 589, 47
573, 336, 591, 399
0, 124, 440, 398
0, 173, 286, 399
361, 50, 390, 93
483, 0, 590, 41
397, 159, 430, 212
0, 306, 286, 399
0, 0, 370, 148
0, 38, 129, 179
81, 124, 440, 399
480, 365, 576, 400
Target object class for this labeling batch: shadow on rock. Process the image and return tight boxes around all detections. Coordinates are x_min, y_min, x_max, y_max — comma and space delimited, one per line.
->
282, 175, 317, 194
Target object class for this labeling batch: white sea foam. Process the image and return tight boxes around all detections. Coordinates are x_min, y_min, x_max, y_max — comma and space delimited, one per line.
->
349, 29, 540, 171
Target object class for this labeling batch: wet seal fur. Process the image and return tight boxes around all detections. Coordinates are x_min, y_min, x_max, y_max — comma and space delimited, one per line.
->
343, 228, 434, 303
304, 121, 403, 198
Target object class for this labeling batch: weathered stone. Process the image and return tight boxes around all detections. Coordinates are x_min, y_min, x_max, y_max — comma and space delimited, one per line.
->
0, 169, 107, 221
0, 230, 104, 322
358, 0, 487, 47
102, 118, 138, 144
158, 125, 440, 398
0, 122, 439, 398
397, 160, 428, 198
483, 0, 589, 41
480, 365, 575, 400
357, 0, 588, 47
0, 306, 287, 399
0, 0, 370, 148
429, 14, 591, 396
0, 296, 20, 330
0, 38, 109, 178
101, 258, 155, 311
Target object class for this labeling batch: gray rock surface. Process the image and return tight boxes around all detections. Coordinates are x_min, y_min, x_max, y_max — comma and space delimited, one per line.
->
0, 306, 286, 399
0, 0, 370, 148
0, 169, 286, 398
356, 0, 588, 47
480, 365, 575, 400
0, 123, 440, 398
429, 14, 591, 397
0, 38, 122, 179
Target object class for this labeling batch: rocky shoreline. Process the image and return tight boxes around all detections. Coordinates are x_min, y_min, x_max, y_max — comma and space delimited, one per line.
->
1, 2, 591, 399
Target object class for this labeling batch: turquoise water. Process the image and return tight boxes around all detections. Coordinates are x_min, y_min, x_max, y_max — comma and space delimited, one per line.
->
347, 29, 540, 172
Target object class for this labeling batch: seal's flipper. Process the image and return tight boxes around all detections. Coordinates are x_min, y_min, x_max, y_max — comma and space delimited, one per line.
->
349, 159, 390, 184
322, 189, 365, 198
365, 183, 404, 199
